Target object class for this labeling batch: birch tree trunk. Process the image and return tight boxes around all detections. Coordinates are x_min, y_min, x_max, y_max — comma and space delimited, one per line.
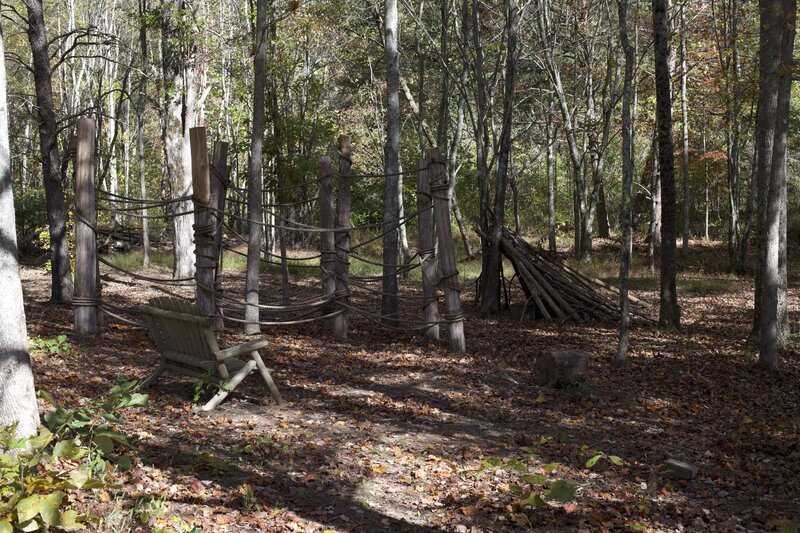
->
0, 28, 39, 438
161, 0, 197, 280
245, 0, 267, 334
24, 0, 73, 303
382, 0, 400, 323
137, 0, 149, 267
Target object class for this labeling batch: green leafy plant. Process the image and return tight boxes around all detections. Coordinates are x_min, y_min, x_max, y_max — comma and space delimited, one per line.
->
29, 335, 70, 357
42, 379, 148, 474
584, 450, 624, 469
0, 381, 146, 531
482, 447, 579, 509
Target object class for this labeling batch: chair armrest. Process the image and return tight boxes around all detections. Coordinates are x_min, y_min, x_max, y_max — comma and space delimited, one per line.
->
215, 339, 270, 361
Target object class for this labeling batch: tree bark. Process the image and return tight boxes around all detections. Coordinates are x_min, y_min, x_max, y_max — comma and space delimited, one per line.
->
653, 0, 680, 329
161, 0, 198, 280
0, 26, 40, 438
758, 0, 795, 369
679, 4, 690, 253
480, 0, 518, 316
382, 0, 401, 324
546, 101, 557, 253
138, 0, 150, 268
616, 0, 634, 363
24, 0, 73, 303
245, 0, 268, 334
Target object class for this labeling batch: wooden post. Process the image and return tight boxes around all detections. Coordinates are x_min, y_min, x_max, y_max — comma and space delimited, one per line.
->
426, 147, 465, 353
74, 118, 98, 336
209, 141, 229, 330
333, 135, 352, 339
190, 127, 215, 320
318, 156, 335, 329
416, 156, 440, 342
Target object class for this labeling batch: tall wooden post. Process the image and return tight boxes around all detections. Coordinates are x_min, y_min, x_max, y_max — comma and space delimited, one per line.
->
190, 127, 215, 319
209, 141, 229, 330
427, 147, 465, 353
333, 135, 352, 339
417, 156, 440, 342
318, 156, 335, 329
74, 118, 98, 336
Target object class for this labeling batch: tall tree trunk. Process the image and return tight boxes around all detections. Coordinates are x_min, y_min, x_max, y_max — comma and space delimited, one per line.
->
653, 0, 680, 329
138, 0, 149, 268
648, 129, 661, 272
480, 0, 518, 316
24, 0, 73, 303
758, 0, 795, 369
382, 0, 401, 323
161, 0, 197, 280
616, 0, 634, 364
546, 103, 557, 253
245, 0, 267, 334
679, 4, 690, 253
0, 26, 40, 438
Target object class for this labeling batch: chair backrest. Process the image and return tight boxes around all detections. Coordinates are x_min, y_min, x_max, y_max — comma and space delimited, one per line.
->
139, 297, 220, 363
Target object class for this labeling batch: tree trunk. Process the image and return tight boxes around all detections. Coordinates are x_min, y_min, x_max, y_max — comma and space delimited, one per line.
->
0, 27, 39, 438
137, 0, 149, 268
382, 0, 401, 323
24, 0, 73, 303
546, 102, 557, 253
480, 0, 518, 316
653, 0, 680, 329
161, 0, 197, 280
245, 0, 267, 334
679, 4, 690, 253
616, 0, 634, 363
758, 0, 795, 369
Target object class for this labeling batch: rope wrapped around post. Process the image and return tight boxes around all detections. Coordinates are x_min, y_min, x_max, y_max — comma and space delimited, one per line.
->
333, 135, 352, 339
190, 127, 217, 324
73, 117, 99, 336
426, 147, 466, 353
416, 156, 440, 342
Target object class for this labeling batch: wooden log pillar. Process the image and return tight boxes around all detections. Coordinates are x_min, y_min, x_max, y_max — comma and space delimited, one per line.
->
318, 156, 336, 329
190, 127, 215, 320
426, 147, 465, 353
333, 135, 352, 339
416, 156, 440, 342
74, 118, 98, 336
209, 141, 229, 330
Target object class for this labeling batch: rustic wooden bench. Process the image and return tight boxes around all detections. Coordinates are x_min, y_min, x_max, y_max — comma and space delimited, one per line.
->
138, 297, 284, 411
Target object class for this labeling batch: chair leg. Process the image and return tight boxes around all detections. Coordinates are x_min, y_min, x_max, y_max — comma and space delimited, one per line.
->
138, 364, 166, 390
251, 351, 285, 406
202, 360, 257, 411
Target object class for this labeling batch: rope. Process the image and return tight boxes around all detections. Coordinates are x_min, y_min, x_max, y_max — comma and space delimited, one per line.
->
98, 256, 195, 284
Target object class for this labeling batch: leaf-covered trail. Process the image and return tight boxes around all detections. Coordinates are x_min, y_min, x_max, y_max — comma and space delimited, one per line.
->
19, 255, 800, 532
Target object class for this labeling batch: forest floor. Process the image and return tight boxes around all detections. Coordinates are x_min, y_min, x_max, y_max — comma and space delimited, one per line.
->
20, 240, 800, 533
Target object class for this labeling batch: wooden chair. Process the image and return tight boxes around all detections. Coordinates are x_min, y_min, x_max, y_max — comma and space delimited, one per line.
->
138, 297, 284, 411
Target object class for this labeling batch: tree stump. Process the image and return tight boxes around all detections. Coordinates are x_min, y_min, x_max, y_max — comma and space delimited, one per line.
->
534, 350, 587, 388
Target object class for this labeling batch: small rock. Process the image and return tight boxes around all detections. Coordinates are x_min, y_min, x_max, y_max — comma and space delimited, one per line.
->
534, 349, 587, 388
665, 458, 699, 480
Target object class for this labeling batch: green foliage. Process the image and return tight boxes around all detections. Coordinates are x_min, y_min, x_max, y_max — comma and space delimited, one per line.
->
28, 335, 70, 357
482, 447, 578, 508
584, 450, 624, 469
0, 381, 146, 531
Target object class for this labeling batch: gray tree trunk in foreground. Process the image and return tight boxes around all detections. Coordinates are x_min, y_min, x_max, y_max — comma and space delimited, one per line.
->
616, 0, 634, 364
382, 0, 400, 324
0, 28, 39, 438
162, 1, 197, 280
245, 0, 268, 334
758, 0, 795, 370
24, 0, 73, 303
